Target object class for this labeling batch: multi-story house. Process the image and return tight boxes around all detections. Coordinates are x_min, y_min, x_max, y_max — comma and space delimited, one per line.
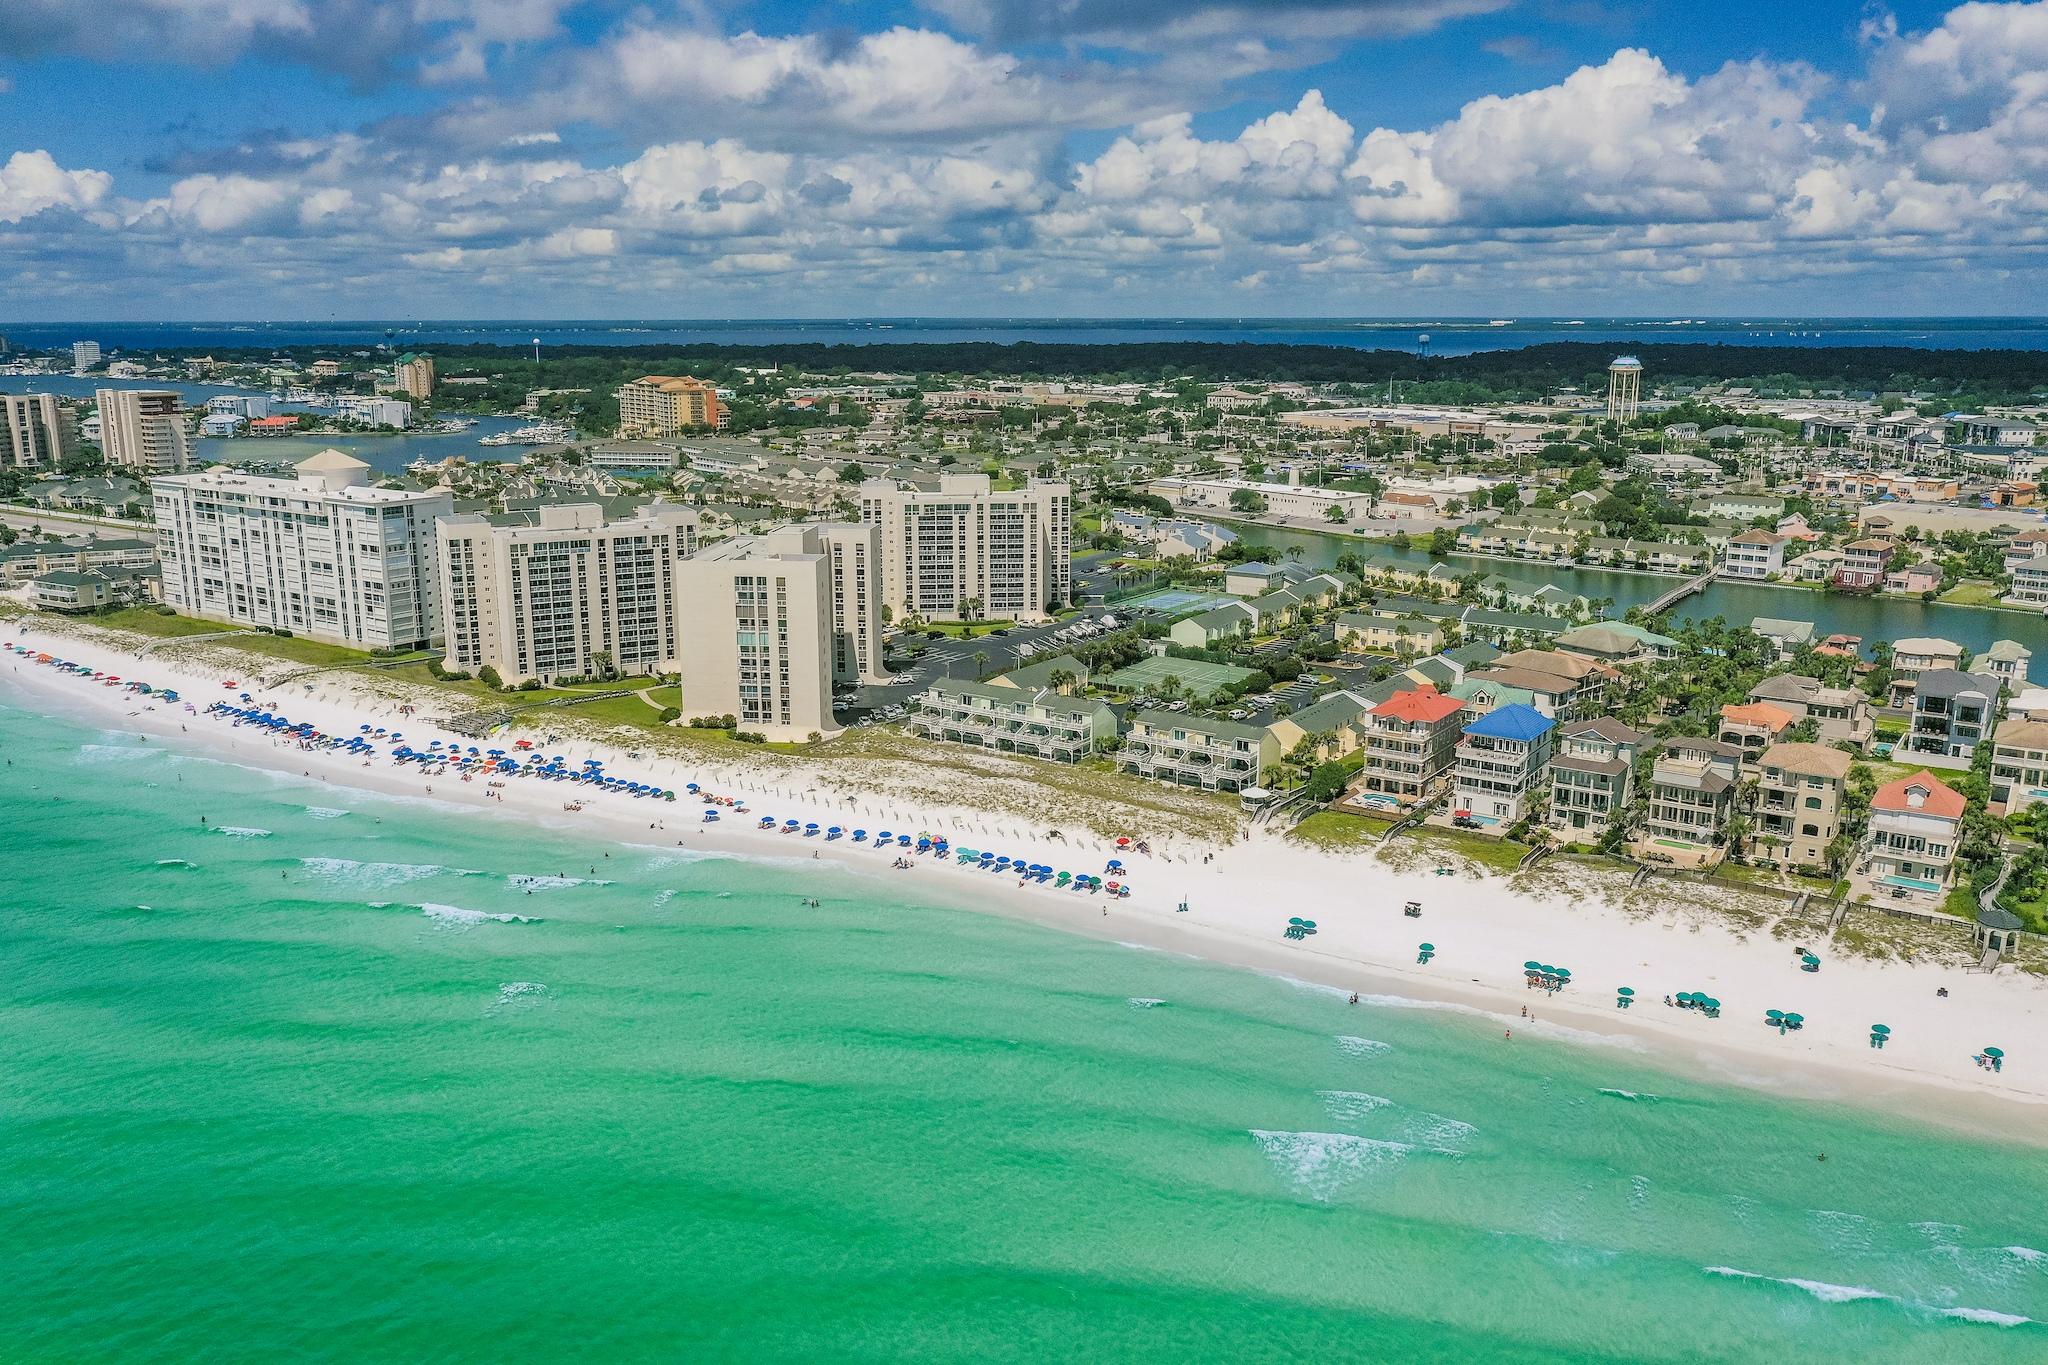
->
1836, 538, 1891, 589
1906, 669, 2001, 763
1721, 529, 1787, 580
910, 679, 1118, 763
1358, 685, 1466, 805
1335, 611, 1444, 656
2008, 555, 2048, 608
1745, 674, 1874, 750
1988, 716, 2048, 815
1749, 616, 1815, 660
1547, 717, 1645, 839
1863, 770, 1966, 899
1450, 702, 1555, 824
1750, 741, 1852, 871
1642, 738, 1744, 847
1463, 649, 1609, 718
1717, 700, 1798, 756
1120, 711, 1277, 793
1982, 639, 2032, 691
1887, 636, 1967, 706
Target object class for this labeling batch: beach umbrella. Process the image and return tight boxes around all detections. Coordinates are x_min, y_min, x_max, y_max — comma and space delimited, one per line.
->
1419, 942, 1435, 952
853, 830, 867, 841
1784, 1013, 1804, 1027
1617, 987, 1634, 997
1524, 960, 1543, 971
1984, 1046, 2005, 1058
1870, 1024, 1890, 1034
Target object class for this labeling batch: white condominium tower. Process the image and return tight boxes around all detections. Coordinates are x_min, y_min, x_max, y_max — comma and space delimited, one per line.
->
152, 449, 452, 649
97, 389, 194, 474
858, 474, 1072, 623
1, 392, 76, 468
437, 503, 701, 685
676, 526, 847, 742
817, 521, 886, 684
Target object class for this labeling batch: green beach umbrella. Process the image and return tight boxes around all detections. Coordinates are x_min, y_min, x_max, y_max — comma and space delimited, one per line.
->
1985, 1046, 2005, 1058
1617, 987, 1634, 996
1524, 961, 1543, 972
1784, 1013, 1804, 1025
1871, 1024, 1891, 1034
1766, 1009, 1785, 1020
1419, 943, 1435, 952
1300, 920, 1317, 929
1802, 954, 1820, 965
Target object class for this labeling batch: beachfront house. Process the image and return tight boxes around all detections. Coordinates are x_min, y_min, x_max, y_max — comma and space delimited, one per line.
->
1267, 691, 1373, 765
1720, 530, 1787, 580
1717, 701, 1798, 756
1335, 611, 1445, 657
1641, 738, 1744, 849
1906, 669, 2002, 765
1546, 717, 1645, 840
1861, 770, 1966, 901
1989, 716, 2048, 815
1120, 711, 1277, 792
1358, 685, 1467, 807
909, 679, 1118, 763
1450, 703, 1555, 825
1750, 742, 1852, 872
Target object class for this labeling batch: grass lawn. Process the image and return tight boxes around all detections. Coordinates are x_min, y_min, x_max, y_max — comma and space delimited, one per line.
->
1286, 810, 1384, 852
916, 620, 1016, 639
84, 607, 238, 641
1937, 581, 2009, 608
1873, 716, 1908, 741
1404, 825, 1531, 874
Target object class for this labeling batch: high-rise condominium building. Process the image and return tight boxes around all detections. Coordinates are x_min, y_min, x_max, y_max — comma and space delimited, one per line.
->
393, 353, 435, 401
97, 389, 194, 474
858, 474, 1072, 623
152, 449, 452, 649
675, 526, 846, 742
437, 503, 701, 685
71, 341, 100, 371
816, 522, 887, 684
1, 392, 76, 468
617, 375, 723, 436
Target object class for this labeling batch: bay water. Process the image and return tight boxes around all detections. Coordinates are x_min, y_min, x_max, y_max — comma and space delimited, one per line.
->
3, 695, 2045, 1361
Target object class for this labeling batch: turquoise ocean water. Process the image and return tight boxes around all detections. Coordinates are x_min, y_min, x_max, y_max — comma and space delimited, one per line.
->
3, 694, 2046, 1362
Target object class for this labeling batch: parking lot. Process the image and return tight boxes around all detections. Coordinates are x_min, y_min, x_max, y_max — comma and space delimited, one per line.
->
835, 607, 1130, 726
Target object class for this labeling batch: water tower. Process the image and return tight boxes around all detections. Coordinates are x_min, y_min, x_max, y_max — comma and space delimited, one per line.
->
1607, 355, 1642, 423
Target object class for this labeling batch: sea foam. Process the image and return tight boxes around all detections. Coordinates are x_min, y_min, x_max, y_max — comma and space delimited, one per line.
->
304, 806, 350, 820
420, 903, 536, 928
1316, 1090, 1393, 1124
1126, 997, 1167, 1009
1335, 1035, 1392, 1059
508, 874, 611, 891
1250, 1130, 1417, 1201
299, 857, 448, 889
1704, 1266, 1890, 1304
213, 826, 272, 838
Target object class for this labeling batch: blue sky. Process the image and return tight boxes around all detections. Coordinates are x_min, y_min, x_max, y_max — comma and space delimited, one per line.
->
0, 0, 2040, 319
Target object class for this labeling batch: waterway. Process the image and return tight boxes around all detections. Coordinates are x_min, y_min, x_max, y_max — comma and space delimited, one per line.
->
1223, 520, 2048, 657
0, 375, 532, 474
7, 316, 2048, 357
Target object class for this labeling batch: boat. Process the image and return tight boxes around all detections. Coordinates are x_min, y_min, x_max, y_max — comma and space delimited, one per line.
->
479, 421, 576, 447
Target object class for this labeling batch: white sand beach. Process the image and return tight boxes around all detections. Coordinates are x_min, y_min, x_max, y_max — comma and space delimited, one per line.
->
6, 615, 2047, 1142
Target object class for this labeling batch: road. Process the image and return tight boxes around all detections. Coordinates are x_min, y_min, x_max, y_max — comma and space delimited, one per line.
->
0, 505, 155, 539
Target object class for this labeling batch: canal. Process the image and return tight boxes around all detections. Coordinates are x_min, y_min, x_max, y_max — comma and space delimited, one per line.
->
0, 376, 532, 473
1217, 519, 2048, 657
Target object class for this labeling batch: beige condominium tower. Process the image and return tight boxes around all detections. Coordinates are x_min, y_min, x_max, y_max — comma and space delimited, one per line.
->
97, 388, 194, 473
858, 473, 1071, 623
617, 375, 724, 436
437, 503, 701, 685
1, 392, 76, 468
676, 525, 879, 742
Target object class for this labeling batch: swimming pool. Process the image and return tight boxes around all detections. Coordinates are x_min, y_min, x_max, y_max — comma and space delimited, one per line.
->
1878, 873, 1942, 893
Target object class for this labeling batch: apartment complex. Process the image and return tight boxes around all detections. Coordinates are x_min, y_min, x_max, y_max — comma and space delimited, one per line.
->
675, 526, 842, 742
437, 503, 701, 685
394, 353, 436, 401
152, 449, 451, 649
859, 473, 1072, 622
1751, 742, 1852, 871
910, 679, 1118, 763
97, 389, 194, 474
1, 392, 75, 468
1120, 710, 1277, 792
617, 375, 724, 436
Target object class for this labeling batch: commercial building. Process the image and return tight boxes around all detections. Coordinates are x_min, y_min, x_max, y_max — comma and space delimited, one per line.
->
97, 389, 194, 474
394, 353, 435, 401
1751, 742, 1853, 871
1547, 717, 1644, 839
152, 449, 451, 649
1, 392, 75, 468
674, 526, 843, 742
1451, 703, 1555, 824
859, 473, 1072, 622
618, 375, 724, 436
437, 503, 701, 685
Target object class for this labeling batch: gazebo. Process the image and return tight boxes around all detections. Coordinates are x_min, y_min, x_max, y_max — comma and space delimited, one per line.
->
1975, 905, 2024, 963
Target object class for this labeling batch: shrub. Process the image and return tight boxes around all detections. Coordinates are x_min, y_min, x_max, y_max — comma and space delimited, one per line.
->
658, 706, 681, 723
734, 731, 766, 744
155, 604, 176, 616
478, 665, 503, 690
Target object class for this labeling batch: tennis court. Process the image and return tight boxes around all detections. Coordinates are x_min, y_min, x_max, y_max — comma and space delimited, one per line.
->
1122, 588, 1235, 616
1100, 655, 1257, 699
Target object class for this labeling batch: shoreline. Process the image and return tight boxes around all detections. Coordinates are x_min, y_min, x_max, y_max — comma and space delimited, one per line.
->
7, 616, 2048, 1147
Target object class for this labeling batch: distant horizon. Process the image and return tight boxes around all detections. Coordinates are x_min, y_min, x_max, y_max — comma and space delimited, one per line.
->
13, 314, 2048, 326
